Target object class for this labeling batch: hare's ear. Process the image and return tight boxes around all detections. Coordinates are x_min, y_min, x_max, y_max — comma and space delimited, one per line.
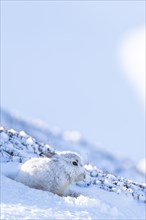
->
39, 152, 56, 158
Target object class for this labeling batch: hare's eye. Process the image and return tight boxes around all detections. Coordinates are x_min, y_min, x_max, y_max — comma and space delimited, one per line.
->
72, 161, 78, 166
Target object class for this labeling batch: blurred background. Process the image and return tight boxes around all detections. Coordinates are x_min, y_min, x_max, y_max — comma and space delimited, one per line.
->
1, 1, 145, 162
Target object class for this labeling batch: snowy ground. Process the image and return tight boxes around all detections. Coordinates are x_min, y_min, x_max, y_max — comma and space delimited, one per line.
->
0, 110, 146, 220
1, 173, 145, 220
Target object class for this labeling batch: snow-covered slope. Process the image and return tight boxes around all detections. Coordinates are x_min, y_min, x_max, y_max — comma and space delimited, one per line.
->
1, 108, 145, 182
1, 174, 145, 220
0, 109, 146, 220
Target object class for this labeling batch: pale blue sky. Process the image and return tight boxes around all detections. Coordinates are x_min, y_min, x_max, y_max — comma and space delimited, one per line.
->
1, 1, 145, 162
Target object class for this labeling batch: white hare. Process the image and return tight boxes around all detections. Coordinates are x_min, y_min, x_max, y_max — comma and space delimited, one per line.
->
15, 151, 86, 196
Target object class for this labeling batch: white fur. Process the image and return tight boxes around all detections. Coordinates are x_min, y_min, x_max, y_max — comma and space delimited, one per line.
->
15, 151, 85, 196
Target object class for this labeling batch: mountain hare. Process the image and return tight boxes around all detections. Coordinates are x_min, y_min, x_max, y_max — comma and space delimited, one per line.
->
15, 151, 86, 196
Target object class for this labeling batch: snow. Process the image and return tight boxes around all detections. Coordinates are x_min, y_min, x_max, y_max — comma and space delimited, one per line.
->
1, 172, 145, 220
0, 132, 9, 141
0, 110, 146, 220
26, 137, 34, 145
19, 130, 28, 138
